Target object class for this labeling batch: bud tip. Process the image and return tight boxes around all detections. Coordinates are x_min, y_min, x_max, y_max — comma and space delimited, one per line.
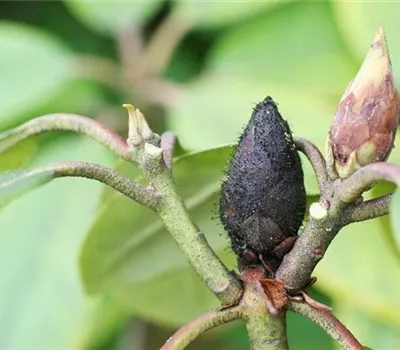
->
328, 25, 399, 178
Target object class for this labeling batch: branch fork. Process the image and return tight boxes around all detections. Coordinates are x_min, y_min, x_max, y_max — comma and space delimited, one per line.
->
1, 103, 399, 350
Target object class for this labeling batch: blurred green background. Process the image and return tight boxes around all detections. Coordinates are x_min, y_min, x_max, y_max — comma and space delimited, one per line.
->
1, 1, 400, 349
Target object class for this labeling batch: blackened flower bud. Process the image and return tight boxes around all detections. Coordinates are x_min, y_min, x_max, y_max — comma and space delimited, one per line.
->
219, 96, 306, 275
328, 26, 399, 179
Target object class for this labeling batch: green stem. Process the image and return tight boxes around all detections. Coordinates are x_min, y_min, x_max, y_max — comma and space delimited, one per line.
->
245, 314, 287, 350
242, 283, 288, 350
161, 306, 243, 350
288, 301, 363, 350
156, 172, 242, 304
47, 161, 159, 208
0, 114, 130, 160
141, 143, 242, 305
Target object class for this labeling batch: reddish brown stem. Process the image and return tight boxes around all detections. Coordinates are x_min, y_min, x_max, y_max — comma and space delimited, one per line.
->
294, 137, 328, 193
288, 301, 363, 350
161, 307, 242, 350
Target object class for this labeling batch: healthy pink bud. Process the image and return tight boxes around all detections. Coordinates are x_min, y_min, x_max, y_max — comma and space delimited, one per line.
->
328, 26, 399, 178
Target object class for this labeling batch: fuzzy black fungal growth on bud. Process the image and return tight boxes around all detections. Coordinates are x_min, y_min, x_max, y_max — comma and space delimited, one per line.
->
219, 96, 306, 275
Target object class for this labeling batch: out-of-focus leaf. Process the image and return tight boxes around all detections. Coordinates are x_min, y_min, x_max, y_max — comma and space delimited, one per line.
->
168, 78, 335, 194
82, 293, 128, 350
0, 167, 54, 209
387, 131, 400, 166
208, 1, 356, 95
81, 147, 236, 325
65, 0, 162, 34
175, 1, 278, 29
333, 301, 400, 350
315, 190, 400, 328
0, 139, 37, 171
333, 2, 400, 85
0, 22, 75, 128
168, 79, 335, 150
368, 181, 400, 262
390, 191, 400, 253
0, 135, 116, 350
28, 80, 113, 119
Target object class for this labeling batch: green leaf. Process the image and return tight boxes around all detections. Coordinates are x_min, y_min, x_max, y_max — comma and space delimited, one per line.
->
207, 1, 356, 95
0, 135, 115, 350
65, 0, 162, 34
333, 2, 400, 86
390, 190, 400, 253
82, 293, 128, 350
0, 22, 75, 129
0, 139, 37, 172
80, 146, 235, 325
0, 168, 54, 209
333, 301, 400, 350
175, 1, 278, 29
368, 182, 400, 263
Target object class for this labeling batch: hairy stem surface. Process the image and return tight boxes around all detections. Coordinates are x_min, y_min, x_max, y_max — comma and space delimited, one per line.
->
295, 137, 328, 192
161, 307, 243, 350
0, 114, 129, 159
289, 301, 363, 350
48, 161, 159, 208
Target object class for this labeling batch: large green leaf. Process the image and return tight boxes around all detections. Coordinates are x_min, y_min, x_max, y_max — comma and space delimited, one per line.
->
207, 1, 356, 95
80, 146, 236, 325
0, 167, 54, 209
333, 301, 400, 350
0, 22, 75, 128
0, 135, 117, 350
175, 1, 278, 29
65, 0, 163, 35
0, 139, 37, 172
333, 2, 400, 86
